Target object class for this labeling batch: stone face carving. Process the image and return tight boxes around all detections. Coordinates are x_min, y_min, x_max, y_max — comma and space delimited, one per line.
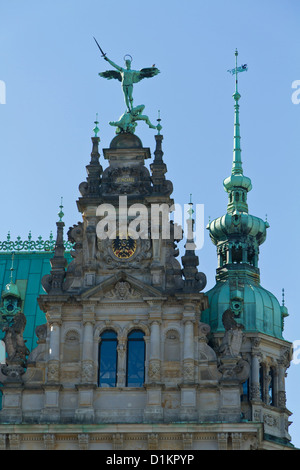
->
104, 281, 142, 300
35, 324, 47, 343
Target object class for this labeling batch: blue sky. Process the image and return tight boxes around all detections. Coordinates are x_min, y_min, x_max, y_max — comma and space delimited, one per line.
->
0, 0, 299, 447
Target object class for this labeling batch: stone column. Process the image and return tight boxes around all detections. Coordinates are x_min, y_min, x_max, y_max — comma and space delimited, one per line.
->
48, 321, 61, 383
180, 305, 197, 421
277, 360, 287, 409
144, 302, 163, 423
81, 321, 95, 383
226, 245, 232, 264
117, 338, 127, 387
250, 353, 261, 401
75, 309, 96, 423
45, 320, 62, 423
148, 321, 161, 383
183, 320, 194, 383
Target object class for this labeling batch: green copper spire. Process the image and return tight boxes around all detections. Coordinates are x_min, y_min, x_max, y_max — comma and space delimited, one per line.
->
2, 252, 21, 300
9, 252, 15, 283
203, 51, 283, 340
187, 194, 194, 220
156, 110, 162, 135
232, 49, 243, 176
93, 113, 100, 137
58, 197, 64, 222
224, 49, 252, 213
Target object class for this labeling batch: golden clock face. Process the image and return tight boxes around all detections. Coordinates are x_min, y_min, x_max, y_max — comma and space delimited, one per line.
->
112, 235, 137, 259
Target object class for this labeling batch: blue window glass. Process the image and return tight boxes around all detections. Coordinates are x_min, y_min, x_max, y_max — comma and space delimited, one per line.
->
126, 330, 145, 387
98, 330, 118, 387
241, 379, 249, 402
259, 365, 264, 400
268, 368, 275, 406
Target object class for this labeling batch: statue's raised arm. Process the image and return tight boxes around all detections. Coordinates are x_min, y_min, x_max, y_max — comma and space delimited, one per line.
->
104, 55, 123, 72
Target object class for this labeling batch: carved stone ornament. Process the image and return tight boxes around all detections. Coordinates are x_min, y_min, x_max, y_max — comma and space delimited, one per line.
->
81, 361, 95, 383
1, 364, 26, 380
35, 324, 47, 343
148, 359, 161, 382
47, 362, 60, 382
97, 237, 152, 269
104, 281, 142, 300
101, 166, 151, 195
263, 414, 278, 427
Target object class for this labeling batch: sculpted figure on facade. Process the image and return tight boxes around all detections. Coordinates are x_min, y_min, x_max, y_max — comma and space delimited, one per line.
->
219, 308, 244, 358
2, 311, 29, 365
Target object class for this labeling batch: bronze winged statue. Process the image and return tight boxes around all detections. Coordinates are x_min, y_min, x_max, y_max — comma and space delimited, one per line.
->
99, 56, 160, 112
94, 38, 160, 112
94, 38, 160, 133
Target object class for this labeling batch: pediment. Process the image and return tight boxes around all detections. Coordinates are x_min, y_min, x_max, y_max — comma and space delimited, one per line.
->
80, 271, 166, 302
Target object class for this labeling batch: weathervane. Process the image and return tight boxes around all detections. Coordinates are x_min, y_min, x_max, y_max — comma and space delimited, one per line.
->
227, 49, 248, 93
94, 37, 160, 134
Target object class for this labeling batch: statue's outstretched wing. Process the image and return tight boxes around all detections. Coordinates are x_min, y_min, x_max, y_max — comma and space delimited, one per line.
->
99, 70, 122, 82
132, 67, 160, 84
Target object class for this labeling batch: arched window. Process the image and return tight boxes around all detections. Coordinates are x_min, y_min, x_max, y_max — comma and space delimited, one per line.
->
98, 330, 118, 387
126, 330, 145, 387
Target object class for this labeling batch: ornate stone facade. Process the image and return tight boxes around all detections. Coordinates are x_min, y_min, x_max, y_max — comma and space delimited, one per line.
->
0, 126, 294, 450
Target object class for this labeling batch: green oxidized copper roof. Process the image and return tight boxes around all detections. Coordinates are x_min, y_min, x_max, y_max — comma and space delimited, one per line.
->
202, 276, 284, 339
203, 50, 287, 339
0, 232, 73, 351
